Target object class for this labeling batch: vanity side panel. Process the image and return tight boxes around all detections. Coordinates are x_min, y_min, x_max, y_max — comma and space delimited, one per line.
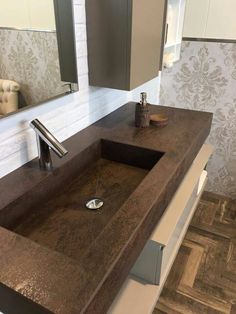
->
54, 0, 78, 83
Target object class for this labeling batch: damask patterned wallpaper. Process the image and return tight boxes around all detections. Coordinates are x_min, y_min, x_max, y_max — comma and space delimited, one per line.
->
0, 29, 67, 107
160, 41, 236, 198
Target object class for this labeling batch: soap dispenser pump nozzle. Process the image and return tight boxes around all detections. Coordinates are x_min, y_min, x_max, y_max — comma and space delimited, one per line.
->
140, 92, 147, 107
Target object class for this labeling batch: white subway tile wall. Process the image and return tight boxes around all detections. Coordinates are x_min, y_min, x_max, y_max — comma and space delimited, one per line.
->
0, 0, 160, 178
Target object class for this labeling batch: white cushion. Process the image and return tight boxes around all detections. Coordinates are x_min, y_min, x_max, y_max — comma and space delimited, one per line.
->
0, 79, 20, 115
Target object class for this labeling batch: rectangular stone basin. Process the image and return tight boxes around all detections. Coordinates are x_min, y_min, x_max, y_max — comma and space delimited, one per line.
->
10, 139, 164, 262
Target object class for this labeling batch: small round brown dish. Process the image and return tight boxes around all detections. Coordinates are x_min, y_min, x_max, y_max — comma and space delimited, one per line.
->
150, 114, 169, 127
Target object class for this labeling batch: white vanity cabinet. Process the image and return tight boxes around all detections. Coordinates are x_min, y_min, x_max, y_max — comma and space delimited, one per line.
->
183, 0, 236, 40
109, 144, 213, 314
183, 0, 210, 39
163, 0, 186, 67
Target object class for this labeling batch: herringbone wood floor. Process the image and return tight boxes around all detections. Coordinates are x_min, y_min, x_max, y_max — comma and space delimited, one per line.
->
154, 192, 236, 314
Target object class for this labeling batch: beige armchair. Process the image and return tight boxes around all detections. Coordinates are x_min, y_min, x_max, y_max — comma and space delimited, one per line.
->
0, 79, 20, 116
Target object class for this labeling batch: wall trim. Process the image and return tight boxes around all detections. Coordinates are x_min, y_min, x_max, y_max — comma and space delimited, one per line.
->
183, 37, 236, 44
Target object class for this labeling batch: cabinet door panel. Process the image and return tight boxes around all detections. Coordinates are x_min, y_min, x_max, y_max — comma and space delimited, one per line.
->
86, 0, 130, 90
130, 0, 167, 89
183, 0, 210, 38
205, 0, 236, 40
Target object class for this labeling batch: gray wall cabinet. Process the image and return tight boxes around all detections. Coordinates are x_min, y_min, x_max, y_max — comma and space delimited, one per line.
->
86, 0, 167, 91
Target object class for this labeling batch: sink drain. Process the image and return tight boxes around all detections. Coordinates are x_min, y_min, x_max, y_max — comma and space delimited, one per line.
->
85, 198, 104, 210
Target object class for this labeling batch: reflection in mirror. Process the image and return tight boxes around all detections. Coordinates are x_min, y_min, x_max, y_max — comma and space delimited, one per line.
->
0, 0, 78, 119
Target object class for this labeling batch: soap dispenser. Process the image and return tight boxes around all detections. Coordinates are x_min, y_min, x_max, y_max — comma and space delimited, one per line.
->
135, 92, 150, 128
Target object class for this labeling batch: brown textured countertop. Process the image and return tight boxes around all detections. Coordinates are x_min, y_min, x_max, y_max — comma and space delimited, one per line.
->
0, 103, 212, 314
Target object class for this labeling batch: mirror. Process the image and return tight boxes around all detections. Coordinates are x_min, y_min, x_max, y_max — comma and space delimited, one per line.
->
0, 0, 78, 119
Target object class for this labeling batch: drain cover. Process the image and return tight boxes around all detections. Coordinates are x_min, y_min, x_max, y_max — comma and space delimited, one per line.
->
85, 198, 104, 210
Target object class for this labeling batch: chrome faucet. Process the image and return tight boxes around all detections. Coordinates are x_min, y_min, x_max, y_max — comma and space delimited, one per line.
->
30, 119, 68, 170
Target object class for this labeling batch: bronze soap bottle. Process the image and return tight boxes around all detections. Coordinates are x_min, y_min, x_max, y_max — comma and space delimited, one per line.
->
135, 92, 150, 128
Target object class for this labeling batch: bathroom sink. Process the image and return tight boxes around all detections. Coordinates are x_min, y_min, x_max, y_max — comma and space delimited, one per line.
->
0, 103, 213, 314
9, 139, 164, 262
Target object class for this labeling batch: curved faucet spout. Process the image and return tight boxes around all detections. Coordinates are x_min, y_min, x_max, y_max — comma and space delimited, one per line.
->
30, 119, 68, 170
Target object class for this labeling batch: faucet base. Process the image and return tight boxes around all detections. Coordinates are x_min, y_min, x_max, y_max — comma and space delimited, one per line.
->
36, 135, 53, 171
